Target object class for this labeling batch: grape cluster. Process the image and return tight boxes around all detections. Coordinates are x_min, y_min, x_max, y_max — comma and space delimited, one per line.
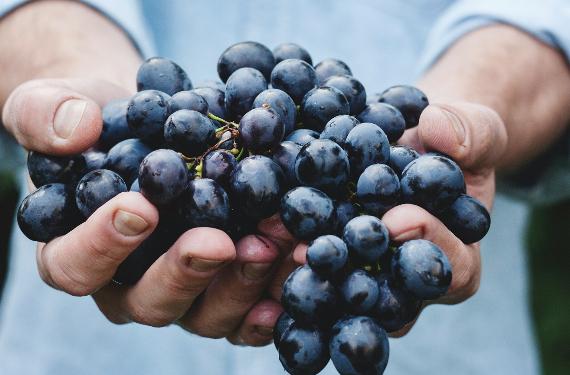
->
16, 41, 492, 374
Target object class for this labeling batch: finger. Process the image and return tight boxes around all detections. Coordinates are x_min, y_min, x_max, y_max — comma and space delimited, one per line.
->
2, 78, 129, 155
382, 204, 481, 303
257, 213, 296, 253
96, 227, 236, 327
292, 242, 308, 265
268, 252, 302, 301
179, 234, 280, 338
227, 299, 283, 347
37, 192, 158, 296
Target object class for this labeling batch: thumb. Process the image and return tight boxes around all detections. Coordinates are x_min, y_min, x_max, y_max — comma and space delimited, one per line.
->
416, 102, 507, 171
2, 78, 131, 155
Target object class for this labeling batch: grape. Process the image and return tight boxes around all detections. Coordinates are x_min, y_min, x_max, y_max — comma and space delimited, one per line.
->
272, 141, 302, 187
202, 150, 237, 188
334, 201, 358, 235
136, 57, 192, 96
164, 109, 217, 157
388, 145, 419, 177
439, 194, 491, 244
27, 151, 86, 187
138, 149, 189, 206
391, 239, 452, 300
306, 235, 348, 277
323, 75, 366, 115
217, 41, 275, 82
104, 138, 152, 185
229, 155, 285, 220
357, 102, 406, 142
345, 123, 390, 176
340, 269, 380, 314
294, 139, 350, 196
319, 115, 359, 147
126, 90, 171, 141
281, 264, 339, 324
379, 85, 429, 129
278, 322, 330, 375
130, 178, 140, 192
356, 164, 400, 217
224, 67, 268, 119
285, 129, 320, 146
343, 215, 389, 264
75, 169, 127, 218
373, 274, 422, 332
329, 316, 389, 375
169, 91, 208, 114
239, 107, 284, 152
253, 89, 297, 135
400, 155, 465, 213
177, 178, 231, 229
82, 150, 107, 172
274, 312, 295, 350
99, 98, 133, 150
192, 87, 226, 119
314, 58, 352, 85
280, 186, 335, 240
194, 79, 225, 92
366, 92, 382, 104
271, 59, 317, 104
300, 87, 349, 131
17, 183, 79, 242
273, 43, 312, 65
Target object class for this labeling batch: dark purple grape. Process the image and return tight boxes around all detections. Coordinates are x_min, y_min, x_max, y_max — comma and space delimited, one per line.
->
217, 41, 275, 82
300, 87, 349, 131
99, 98, 133, 150
272, 141, 302, 187
217, 130, 237, 150
329, 316, 389, 375
439, 194, 491, 244
229, 155, 285, 220
334, 200, 358, 235
239, 107, 284, 152
271, 59, 317, 104
27, 151, 86, 187
138, 149, 188, 205
82, 150, 106, 172
278, 322, 330, 375
285, 129, 319, 146
358, 102, 406, 142
281, 264, 339, 324
345, 123, 390, 176
17, 183, 80, 242
126, 90, 171, 141
314, 58, 352, 84
392, 239, 452, 300
130, 178, 140, 192
192, 87, 226, 119
75, 169, 127, 218
319, 115, 359, 147
164, 109, 217, 157
104, 138, 152, 186
136, 57, 192, 96
225, 67, 267, 120
373, 274, 422, 332
379, 85, 429, 129
400, 155, 465, 213
273, 43, 312, 65
306, 235, 348, 277
340, 269, 380, 314
294, 139, 350, 196
169, 91, 208, 114
177, 178, 230, 229
356, 164, 400, 217
343, 215, 389, 264
274, 312, 295, 350
253, 89, 297, 135
388, 145, 420, 177
280, 186, 335, 240
194, 80, 225, 92
323, 74, 366, 115
202, 150, 237, 188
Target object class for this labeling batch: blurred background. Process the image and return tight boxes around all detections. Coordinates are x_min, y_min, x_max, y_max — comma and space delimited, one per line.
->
0, 128, 567, 374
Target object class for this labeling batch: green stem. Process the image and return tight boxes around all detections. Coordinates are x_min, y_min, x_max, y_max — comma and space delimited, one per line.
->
208, 112, 230, 125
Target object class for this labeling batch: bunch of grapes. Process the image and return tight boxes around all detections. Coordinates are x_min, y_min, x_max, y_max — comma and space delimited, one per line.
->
17, 41, 491, 374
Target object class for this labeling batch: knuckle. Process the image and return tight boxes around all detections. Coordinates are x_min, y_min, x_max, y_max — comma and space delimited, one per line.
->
183, 320, 226, 339
127, 303, 172, 327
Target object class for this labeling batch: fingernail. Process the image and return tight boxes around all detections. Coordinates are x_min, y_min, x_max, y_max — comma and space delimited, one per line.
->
241, 262, 273, 280
438, 106, 466, 144
190, 259, 225, 272
53, 99, 87, 139
113, 210, 149, 236
393, 227, 423, 242
253, 325, 273, 337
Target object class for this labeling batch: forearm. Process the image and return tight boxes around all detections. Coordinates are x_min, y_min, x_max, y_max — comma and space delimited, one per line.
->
0, 0, 141, 107
418, 24, 570, 169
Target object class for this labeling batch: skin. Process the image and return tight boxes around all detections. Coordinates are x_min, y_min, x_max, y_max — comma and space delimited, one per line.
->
1, 1, 570, 347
